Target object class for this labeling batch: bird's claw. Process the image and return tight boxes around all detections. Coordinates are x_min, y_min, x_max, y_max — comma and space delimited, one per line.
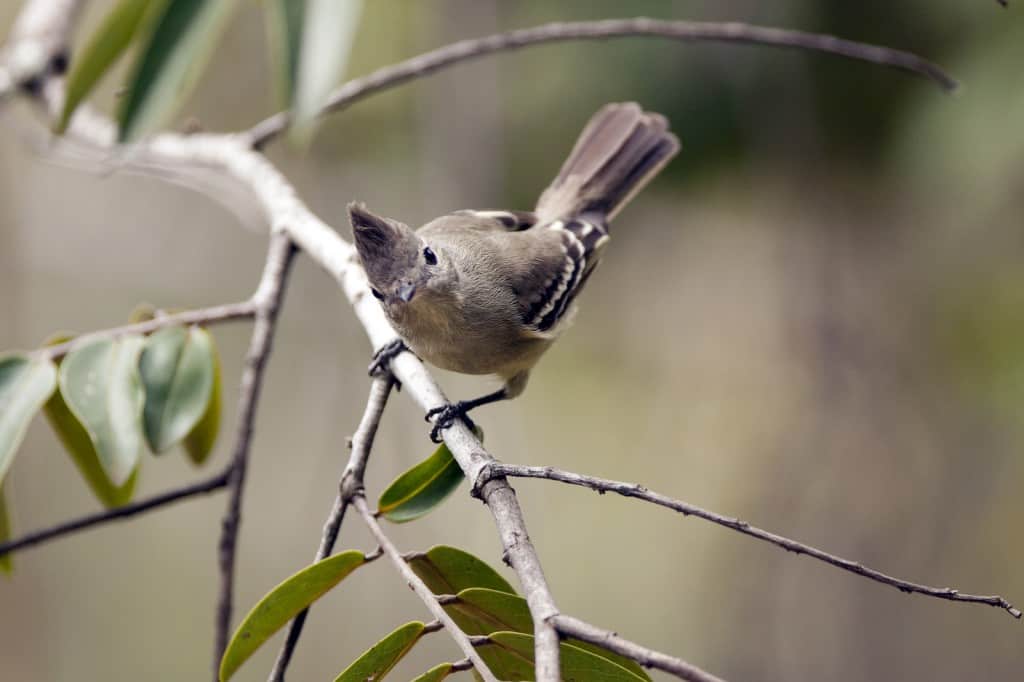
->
368, 339, 408, 389
425, 402, 477, 443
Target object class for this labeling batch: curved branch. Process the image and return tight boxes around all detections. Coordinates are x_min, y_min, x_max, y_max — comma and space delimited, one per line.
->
480, 464, 1022, 620
213, 233, 297, 677
248, 17, 957, 147
37, 300, 258, 360
551, 614, 726, 682
0, 471, 228, 558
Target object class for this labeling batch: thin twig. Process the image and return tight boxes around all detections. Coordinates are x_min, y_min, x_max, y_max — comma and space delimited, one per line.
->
481, 464, 1022, 620
248, 17, 957, 147
0, 471, 229, 558
213, 233, 297, 679
353, 495, 499, 682
551, 614, 726, 682
36, 300, 258, 360
268, 375, 395, 682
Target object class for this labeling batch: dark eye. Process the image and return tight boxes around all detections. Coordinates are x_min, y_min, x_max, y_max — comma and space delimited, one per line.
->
423, 246, 437, 265
370, 287, 384, 301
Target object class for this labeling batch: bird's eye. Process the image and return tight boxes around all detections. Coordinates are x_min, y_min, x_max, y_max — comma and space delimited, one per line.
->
423, 246, 437, 265
370, 287, 384, 301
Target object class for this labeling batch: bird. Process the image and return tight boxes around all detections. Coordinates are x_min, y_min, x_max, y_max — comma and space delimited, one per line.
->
350, 102, 680, 442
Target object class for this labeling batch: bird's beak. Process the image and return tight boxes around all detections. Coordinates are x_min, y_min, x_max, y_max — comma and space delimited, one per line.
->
397, 283, 417, 303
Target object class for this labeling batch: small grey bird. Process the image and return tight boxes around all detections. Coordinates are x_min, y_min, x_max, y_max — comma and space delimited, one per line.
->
351, 102, 680, 441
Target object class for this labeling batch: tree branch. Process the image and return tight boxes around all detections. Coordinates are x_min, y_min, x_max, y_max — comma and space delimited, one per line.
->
248, 17, 957, 147
268, 375, 395, 681
213, 233, 297, 679
0, 471, 229, 558
550, 614, 726, 682
479, 464, 1022, 620
36, 300, 258, 360
353, 495, 499, 682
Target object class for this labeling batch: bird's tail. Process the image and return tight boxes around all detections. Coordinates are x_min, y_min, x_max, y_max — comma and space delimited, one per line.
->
535, 102, 680, 224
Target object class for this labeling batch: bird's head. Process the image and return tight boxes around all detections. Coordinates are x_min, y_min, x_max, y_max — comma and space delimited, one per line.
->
349, 202, 453, 316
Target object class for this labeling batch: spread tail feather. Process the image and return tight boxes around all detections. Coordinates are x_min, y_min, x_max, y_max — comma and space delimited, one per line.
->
535, 102, 680, 224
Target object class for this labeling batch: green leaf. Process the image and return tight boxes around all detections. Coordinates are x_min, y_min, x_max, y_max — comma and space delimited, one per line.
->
0, 354, 58, 485
378, 441, 464, 523
290, 0, 363, 143
333, 621, 426, 682
118, 0, 239, 142
182, 328, 221, 466
410, 663, 454, 682
138, 326, 214, 453
42, 334, 137, 508
220, 550, 368, 681
56, 0, 155, 133
476, 632, 648, 682
264, 0, 305, 107
59, 336, 145, 486
446, 589, 649, 680
445, 587, 532, 636
408, 545, 515, 596
0, 482, 12, 575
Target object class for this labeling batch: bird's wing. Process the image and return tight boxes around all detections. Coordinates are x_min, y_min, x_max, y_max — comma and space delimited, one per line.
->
496, 216, 608, 334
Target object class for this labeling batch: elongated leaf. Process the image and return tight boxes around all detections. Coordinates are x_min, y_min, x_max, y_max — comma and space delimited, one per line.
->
220, 550, 367, 681
290, 0, 363, 142
333, 621, 426, 682
182, 328, 220, 465
378, 441, 464, 523
0, 355, 58, 484
0, 483, 12, 575
60, 336, 145, 486
476, 632, 647, 682
43, 334, 137, 508
445, 587, 531, 636
408, 545, 515, 596
56, 0, 155, 133
139, 326, 214, 453
264, 0, 305, 107
411, 663, 454, 682
118, 0, 239, 142
446, 589, 649, 680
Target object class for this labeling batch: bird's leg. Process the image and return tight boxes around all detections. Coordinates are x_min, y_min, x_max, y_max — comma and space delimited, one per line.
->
368, 338, 411, 389
426, 387, 508, 443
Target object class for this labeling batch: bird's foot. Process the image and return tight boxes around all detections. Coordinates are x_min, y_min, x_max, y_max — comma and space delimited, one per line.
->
425, 401, 478, 443
368, 338, 409, 389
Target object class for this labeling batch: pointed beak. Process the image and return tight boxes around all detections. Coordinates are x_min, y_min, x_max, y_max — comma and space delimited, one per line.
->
397, 283, 417, 303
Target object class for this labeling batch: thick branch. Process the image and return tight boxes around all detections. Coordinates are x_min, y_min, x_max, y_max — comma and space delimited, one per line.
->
551, 614, 726, 682
37, 300, 257, 360
213, 233, 297, 678
0, 471, 228, 558
249, 17, 956, 146
268, 375, 395, 681
353, 495, 499, 682
481, 464, 1022, 620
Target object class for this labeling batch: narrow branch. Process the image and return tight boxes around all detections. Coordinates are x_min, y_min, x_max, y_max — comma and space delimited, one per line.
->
249, 17, 956, 146
483, 464, 1022, 620
213, 233, 297, 679
551, 614, 726, 682
268, 375, 395, 681
352, 495, 499, 682
0, 471, 228, 558
36, 300, 258, 360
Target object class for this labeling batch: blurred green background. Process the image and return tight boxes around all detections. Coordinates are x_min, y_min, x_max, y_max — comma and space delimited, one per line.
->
3, 1, 1024, 680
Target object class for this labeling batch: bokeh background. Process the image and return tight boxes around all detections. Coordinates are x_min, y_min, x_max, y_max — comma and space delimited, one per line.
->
3, 1, 1024, 680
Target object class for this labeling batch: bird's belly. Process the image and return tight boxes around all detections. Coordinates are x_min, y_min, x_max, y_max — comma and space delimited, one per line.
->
395, 317, 550, 378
